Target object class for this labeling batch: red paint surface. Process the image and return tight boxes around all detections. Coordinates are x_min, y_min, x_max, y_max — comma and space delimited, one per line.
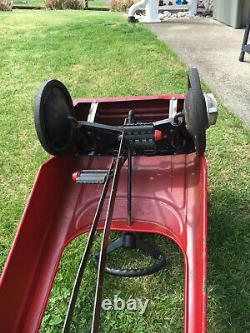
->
0, 95, 207, 333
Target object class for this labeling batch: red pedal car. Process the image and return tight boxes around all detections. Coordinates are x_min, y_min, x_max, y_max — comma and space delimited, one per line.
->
0, 68, 218, 333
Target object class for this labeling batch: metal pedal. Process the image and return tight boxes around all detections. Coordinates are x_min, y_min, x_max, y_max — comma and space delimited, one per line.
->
72, 170, 109, 184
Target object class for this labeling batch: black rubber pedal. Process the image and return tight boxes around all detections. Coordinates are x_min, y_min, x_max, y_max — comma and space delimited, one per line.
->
73, 170, 109, 184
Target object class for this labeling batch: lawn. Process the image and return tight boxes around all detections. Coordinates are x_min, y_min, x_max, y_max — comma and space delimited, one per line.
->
0, 10, 249, 333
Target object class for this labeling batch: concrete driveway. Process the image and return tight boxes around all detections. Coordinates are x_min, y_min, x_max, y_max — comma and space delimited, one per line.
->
147, 18, 250, 127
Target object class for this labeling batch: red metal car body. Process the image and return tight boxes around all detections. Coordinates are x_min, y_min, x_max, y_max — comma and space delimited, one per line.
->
0, 94, 207, 333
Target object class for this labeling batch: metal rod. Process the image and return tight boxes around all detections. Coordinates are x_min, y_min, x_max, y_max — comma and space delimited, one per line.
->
61, 158, 116, 333
91, 132, 126, 333
127, 148, 132, 226
127, 110, 134, 226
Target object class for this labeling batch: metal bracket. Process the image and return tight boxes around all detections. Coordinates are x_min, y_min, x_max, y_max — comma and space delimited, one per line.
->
87, 101, 99, 123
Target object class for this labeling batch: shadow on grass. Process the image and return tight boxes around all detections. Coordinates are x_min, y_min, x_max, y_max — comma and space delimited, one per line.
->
40, 233, 184, 333
207, 189, 250, 333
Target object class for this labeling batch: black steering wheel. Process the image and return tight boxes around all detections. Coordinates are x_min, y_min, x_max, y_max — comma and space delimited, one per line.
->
93, 233, 166, 277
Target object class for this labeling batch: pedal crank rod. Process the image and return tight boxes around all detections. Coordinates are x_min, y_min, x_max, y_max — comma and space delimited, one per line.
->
91, 132, 126, 333
62, 132, 126, 333
62, 159, 115, 333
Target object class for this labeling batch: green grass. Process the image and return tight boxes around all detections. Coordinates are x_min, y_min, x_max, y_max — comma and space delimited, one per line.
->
0, 10, 249, 333
88, 0, 109, 8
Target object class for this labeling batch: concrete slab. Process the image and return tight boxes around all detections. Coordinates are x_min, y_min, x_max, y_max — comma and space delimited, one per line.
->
147, 18, 250, 127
